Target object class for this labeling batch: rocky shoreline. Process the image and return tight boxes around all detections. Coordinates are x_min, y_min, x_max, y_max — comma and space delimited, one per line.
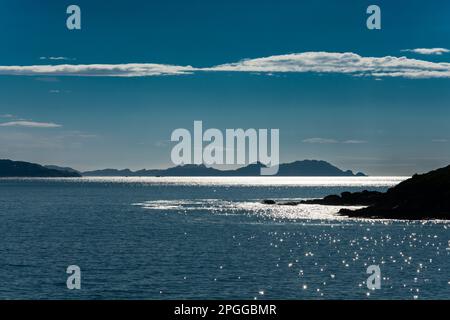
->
262, 165, 450, 220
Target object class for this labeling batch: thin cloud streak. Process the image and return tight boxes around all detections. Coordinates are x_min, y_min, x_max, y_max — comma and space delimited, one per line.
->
0, 121, 62, 128
302, 138, 339, 144
39, 56, 76, 61
401, 48, 449, 55
343, 140, 367, 144
303, 138, 367, 144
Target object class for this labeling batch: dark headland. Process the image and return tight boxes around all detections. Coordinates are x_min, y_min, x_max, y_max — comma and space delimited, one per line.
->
0, 159, 81, 177
263, 165, 450, 220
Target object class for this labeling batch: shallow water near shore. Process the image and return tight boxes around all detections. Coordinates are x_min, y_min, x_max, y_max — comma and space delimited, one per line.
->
0, 176, 449, 299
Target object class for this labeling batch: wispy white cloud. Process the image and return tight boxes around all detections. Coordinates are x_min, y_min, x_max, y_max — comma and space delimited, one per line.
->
401, 48, 449, 55
0, 121, 62, 128
302, 138, 339, 144
154, 140, 171, 148
0, 63, 195, 77
432, 139, 448, 143
303, 138, 367, 144
0, 114, 14, 118
0, 130, 95, 153
343, 140, 367, 144
39, 56, 76, 61
62, 131, 98, 139
1, 52, 450, 78
35, 77, 60, 82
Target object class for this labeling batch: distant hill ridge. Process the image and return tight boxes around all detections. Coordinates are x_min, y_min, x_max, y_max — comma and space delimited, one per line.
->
82, 160, 366, 177
45, 165, 81, 175
0, 159, 366, 177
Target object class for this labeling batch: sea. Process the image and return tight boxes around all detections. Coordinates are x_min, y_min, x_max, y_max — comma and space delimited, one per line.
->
0, 176, 448, 300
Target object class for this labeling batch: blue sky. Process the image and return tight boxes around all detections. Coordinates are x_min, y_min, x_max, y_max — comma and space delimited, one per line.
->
0, 0, 449, 175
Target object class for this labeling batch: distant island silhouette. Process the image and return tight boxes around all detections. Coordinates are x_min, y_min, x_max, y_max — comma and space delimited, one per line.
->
0, 159, 365, 177
82, 160, 366, 177
263, 164, 450, 220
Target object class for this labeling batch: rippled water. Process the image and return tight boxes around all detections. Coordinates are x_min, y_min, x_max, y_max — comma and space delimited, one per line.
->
0, 177, 448, 299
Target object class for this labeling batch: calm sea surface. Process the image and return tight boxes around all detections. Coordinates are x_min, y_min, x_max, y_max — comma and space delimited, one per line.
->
0, 177, 448, 299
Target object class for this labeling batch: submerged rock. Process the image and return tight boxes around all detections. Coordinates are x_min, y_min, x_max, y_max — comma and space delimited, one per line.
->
261, 199, 276, 205
262, 190, 382, 207
261, 199, 302, 206
301, 190, 383, 206
277, 201, 301, 206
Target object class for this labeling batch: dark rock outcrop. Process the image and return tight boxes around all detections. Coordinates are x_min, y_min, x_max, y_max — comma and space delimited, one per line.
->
302, 190, 384, 206
339, 165, 450, 220
261, 199, 276, 205
262, 190, 383, 207
262, 165, 450, 220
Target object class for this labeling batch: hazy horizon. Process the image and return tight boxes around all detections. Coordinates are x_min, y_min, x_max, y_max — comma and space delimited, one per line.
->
1, 156, 417, 177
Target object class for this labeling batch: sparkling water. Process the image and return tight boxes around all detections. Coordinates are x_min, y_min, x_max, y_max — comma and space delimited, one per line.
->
0, 177, 448, 299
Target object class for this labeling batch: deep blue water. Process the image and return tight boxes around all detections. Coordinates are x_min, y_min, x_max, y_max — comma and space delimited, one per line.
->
0, 177, 448, 300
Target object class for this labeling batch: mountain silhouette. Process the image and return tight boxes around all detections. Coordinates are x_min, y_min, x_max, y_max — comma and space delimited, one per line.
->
82, 160, 366, 177
0, 159, 366, 177
274, 160, 365, 176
